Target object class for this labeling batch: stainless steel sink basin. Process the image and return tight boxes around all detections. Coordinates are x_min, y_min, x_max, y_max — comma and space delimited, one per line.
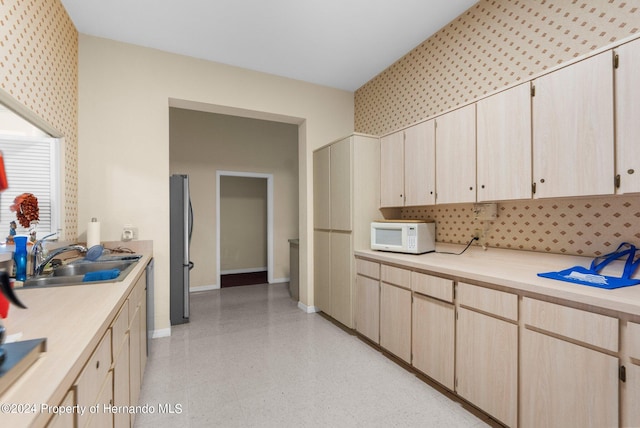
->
52, 260, 137, 277
23, 256, 141, 288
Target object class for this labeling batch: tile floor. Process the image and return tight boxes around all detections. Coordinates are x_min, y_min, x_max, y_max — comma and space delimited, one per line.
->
135, 282, 494, 428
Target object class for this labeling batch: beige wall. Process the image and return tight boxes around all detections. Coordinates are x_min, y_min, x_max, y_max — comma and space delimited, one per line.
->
77, 35, 354, 332
220, 176, 268, 273
355, 0, 640, 257
170, 109, 297, 286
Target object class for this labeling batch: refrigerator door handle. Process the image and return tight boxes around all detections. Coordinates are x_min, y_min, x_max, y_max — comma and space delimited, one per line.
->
183, 266, 190, 318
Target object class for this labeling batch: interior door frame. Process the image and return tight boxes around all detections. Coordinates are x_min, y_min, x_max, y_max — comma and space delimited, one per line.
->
216, 170, 274, 288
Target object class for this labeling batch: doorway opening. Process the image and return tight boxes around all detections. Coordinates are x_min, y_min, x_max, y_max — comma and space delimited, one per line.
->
216, 171, 274, 289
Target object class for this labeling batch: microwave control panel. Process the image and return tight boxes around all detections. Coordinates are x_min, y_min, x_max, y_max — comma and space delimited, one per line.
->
407, 226, 417, 250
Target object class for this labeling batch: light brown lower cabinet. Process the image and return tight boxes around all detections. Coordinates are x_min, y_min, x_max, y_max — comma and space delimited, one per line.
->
456, 306, 518, 427
85, 371, 114, 428
380, 282, 412, 363
622, 362, 640, 427
355, 274, 380, 344
411, 293, 454, 390
354, 256, 639, 427
46, 390, 75, 428
45, 266, 148, 428
75, 329, 113, 428
521, 328, 618, 428
521, 297, 619, 428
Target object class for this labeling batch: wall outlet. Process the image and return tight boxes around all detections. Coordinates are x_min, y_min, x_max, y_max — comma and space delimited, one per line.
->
122, 224, 138, 241
473, 203, 498, 221
473, 228, 483, 239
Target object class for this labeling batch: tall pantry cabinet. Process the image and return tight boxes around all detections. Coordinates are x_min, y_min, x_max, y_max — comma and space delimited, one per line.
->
313, 134, 380, 328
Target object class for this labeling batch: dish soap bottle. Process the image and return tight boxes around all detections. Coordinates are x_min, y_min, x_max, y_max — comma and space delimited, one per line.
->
13, 235, 27, 281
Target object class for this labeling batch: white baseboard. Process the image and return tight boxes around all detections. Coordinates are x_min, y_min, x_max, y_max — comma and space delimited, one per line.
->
220, 267, 267, 275
151, 328, 171, 338
270, 277, 289, 284
298, 301, 319, 313
190, 284, 219, 292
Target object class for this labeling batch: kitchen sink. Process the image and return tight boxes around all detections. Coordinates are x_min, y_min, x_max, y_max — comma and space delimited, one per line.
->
22, 255, 141, 288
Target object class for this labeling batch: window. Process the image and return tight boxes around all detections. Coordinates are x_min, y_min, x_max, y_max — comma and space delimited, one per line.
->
0, 136, 60, 238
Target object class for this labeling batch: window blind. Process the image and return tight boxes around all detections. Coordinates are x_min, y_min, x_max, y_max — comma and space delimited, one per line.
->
0, 136, 59, 239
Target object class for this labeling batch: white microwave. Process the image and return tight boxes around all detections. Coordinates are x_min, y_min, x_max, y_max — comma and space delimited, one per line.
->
371, 221, 435, 254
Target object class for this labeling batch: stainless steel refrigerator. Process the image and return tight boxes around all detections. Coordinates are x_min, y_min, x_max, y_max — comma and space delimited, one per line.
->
170, 174, 194, 325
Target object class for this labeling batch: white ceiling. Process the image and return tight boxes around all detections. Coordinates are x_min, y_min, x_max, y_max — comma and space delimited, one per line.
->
60, 0, 478, 91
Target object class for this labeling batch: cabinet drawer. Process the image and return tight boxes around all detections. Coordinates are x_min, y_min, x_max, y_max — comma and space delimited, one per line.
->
412, 272, 453, 303
629, 322, 640, 360
75, 329, 112, 427
112, 300, 129, 359
381, 264, 411, 289
458, 282, 518, 321
356, 258, 380, 279
523, 298, 618, 352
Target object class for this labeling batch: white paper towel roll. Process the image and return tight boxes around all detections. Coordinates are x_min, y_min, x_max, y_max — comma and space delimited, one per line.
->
87, 218, 101, 248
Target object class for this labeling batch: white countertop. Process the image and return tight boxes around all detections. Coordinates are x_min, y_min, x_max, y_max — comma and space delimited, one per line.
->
356, 244, 640, 317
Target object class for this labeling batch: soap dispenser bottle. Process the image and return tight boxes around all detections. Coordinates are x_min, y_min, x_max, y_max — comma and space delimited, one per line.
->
13, 235, 27, 281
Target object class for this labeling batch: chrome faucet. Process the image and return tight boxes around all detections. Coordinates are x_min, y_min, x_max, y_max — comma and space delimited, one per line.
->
32, 233, 57, 275
32, 233, 88, 276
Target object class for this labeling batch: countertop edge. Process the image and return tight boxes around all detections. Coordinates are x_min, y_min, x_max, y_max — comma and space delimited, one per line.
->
355, 244, 640, 317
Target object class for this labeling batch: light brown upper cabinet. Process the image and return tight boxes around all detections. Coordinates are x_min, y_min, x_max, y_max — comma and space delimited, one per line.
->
404, 120, 436, 206
532, 51, 615, 199
380, 120, 436, 208
614, 38, 640, 194
435, 104, 476, 204
477, 83, 532, 202
380, 130, 404, 207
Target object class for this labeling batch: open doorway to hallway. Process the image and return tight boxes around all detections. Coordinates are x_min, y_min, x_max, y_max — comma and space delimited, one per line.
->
219, 175, 268, 287
216, 171, 274, 289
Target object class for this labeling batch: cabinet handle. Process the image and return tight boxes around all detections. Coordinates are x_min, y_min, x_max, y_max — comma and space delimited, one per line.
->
615, 174, 621, 188
481, 184, 485, 189
540, 178, 545, 183
469, 187, 473, 191
96, 360, 100, 369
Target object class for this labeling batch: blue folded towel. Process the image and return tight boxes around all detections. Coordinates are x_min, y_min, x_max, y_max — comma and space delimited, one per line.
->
83, 269, 121, 282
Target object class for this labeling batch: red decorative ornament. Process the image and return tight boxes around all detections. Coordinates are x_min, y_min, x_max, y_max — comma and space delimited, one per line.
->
10, 193, 39, 228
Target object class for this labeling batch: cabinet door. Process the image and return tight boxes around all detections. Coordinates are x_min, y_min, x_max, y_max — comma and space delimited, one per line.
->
87, 371, 114, 428
355, 274, 380, 344
380, 282, 412, 363
477, 83, 532, 201
456, 307, 517, 428
313, 146, 331, 229
330, 232, 353, 328
412, 293, 454, 390
532, 51, 614, 198
615, 38, 640, 194
380, 130, 404, 207
404, 120, 436, 206
129, 304, 142, 412
435, 104, 476, 204
622, 363, 640, 427
521, 328, 618, 428
46, 390, 75, 428
313, 230, 331, 314
113, 336, 130, 428
330, 137, 352, 231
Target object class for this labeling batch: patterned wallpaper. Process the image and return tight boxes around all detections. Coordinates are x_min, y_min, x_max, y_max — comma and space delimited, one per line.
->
402, 196, 640, 257
355, 0, 639, 136
355, 0, 640, 258
0, 0, 78, 238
